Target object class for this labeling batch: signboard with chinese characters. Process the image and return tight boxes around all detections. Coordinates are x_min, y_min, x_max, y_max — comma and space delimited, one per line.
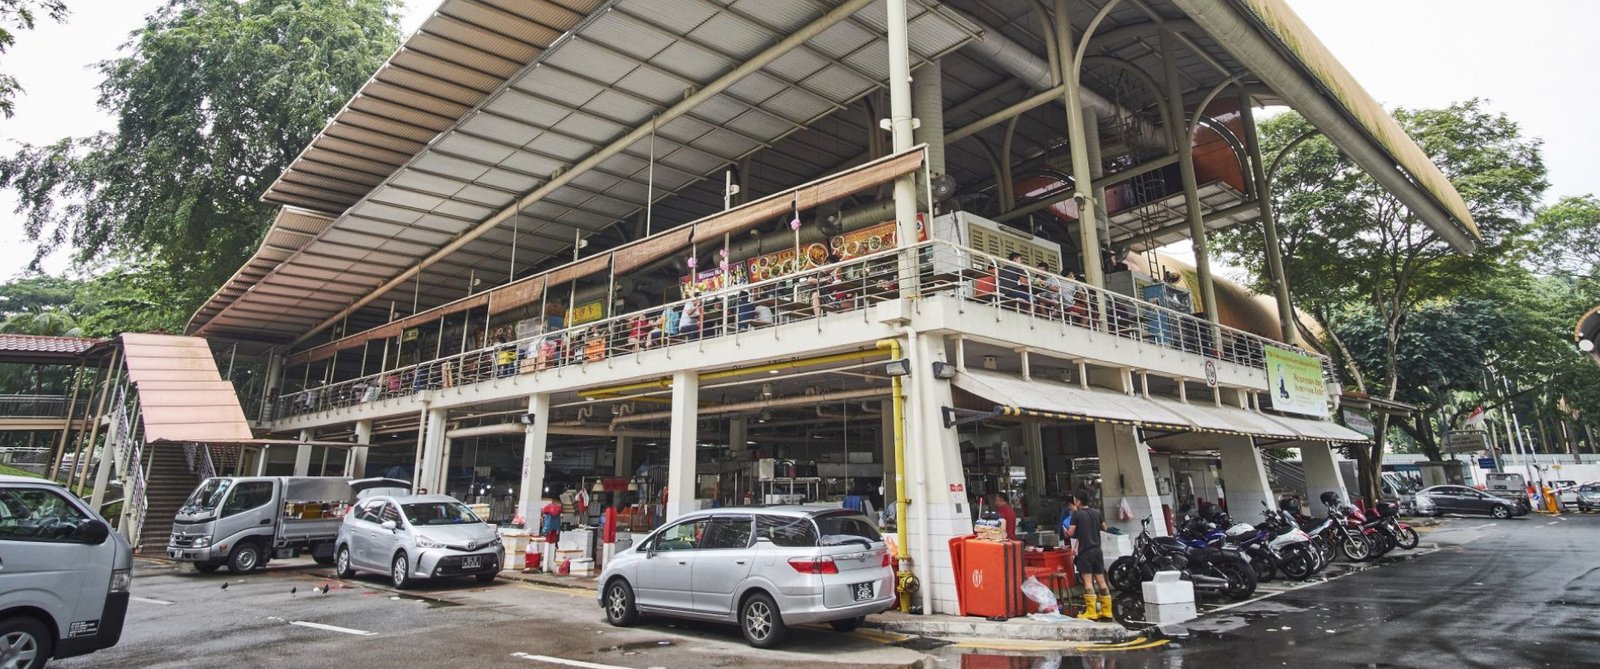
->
1443, 430, 1489, 454
678, 261, 748, 298
1341, 408, 1375, 438
569, 299, 605, 326
1265, 347, 1329, 418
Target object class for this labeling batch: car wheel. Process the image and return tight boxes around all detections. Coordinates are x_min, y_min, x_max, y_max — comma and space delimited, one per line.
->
391, 553, 412, 589
194, 561, 222, 573
0, 615, 51, 669
1491, 505, 1511, 519
740, 592, 788, 648
829, 616, 865, 632
475, 571, 497, 583
334, 545, 357, 579
227, 542, 262, 574
603, 579, 639, 627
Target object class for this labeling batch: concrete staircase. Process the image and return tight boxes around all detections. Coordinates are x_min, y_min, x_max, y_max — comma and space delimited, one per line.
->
137, 447, 199, 555
1262, 451, 1306, 500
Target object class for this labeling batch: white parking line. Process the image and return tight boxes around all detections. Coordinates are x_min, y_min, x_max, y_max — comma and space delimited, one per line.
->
511, 653, 637, 669
288, 621, 377, 636
1545, 521, 1559, 526
131, 596, 172, 605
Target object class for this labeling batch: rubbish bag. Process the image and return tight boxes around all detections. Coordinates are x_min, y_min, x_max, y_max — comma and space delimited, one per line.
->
1117, 498, 1133, 522
1020, 576, 1058, 614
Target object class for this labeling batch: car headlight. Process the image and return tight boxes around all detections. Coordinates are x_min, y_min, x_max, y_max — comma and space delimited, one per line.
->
192, 537, 210, 548
415, 537, 446, 549
488, 537, 502, 547
109, 568, 132, 594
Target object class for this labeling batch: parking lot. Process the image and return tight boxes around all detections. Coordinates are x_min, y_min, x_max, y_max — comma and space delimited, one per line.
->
57, 513, 1596, 669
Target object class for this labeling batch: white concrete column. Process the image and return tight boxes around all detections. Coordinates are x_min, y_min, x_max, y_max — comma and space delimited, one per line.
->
1301, 441, 1349, 516
517, 393, 552, 527
1217, 436, 1274, 518
437, 438, 453, 495
349, 420, 372, 478
1095, 423, 1166, 537
904, 333, 973, 615
613, 436, 633, 477
666, 370, 700, 520
418, 409, 447, 494
293, 429, 313, 477
255, 446, 269, 476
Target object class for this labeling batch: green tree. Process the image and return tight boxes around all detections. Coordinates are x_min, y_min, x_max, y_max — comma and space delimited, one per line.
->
1214, 100, 1548, 501
1529, 194, 1600, 278
0, 0, 68, 117
0, 0, 401, 317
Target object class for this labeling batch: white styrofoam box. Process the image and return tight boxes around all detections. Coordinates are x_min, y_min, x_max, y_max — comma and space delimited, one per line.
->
1101, 532, 1134, 561
571, 558, 595, 576
1146, 600, 1198, 625
1142, 571, 1196, 604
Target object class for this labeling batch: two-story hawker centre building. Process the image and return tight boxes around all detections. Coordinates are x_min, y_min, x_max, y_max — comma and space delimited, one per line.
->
169, 0, 1476, 614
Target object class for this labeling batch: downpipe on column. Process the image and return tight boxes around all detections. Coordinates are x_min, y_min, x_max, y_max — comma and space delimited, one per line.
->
876, 337, 919, 612
898, 324, 935, 616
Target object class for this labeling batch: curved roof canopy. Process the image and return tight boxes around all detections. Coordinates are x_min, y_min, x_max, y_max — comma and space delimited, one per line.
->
190, 0, 1478, 349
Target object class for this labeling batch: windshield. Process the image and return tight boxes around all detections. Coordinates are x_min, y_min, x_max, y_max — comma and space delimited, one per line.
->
401, 501, 481, 526
815, 513, 881, 546
1580, 484, 1600, 493
180, 479, 232, 515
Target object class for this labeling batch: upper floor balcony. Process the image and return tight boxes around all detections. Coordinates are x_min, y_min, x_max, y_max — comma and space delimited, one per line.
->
271, 239, 1335, 425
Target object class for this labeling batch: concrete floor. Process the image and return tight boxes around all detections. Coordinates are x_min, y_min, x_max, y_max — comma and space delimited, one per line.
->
57, 513, 1598, 668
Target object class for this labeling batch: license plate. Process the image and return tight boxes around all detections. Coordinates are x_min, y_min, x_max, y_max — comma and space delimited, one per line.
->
852, 582, 873, 601
462, 556, 482, 570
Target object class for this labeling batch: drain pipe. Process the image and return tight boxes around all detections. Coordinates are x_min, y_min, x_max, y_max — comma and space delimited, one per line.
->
876, 338, 915, 611
896, 324, 934, 616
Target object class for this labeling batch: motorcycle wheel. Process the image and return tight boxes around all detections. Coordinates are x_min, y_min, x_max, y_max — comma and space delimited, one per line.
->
1340, 533, 1372, 562
1251, 554, 1276, 583
1313, 536, 1335, 566
1396, 526, 1420, 550
1369, 533, 1395, 558
1108, 557, 1144, 594
1214, 555, 1258, 600
1279, 545, 1316, 580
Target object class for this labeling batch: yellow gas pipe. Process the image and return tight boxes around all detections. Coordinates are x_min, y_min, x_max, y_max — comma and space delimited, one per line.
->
876, 338, 917, 612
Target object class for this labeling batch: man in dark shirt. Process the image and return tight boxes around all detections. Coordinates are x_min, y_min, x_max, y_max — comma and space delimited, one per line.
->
998, 252, 1030, 303
1067, 491, 1111, 621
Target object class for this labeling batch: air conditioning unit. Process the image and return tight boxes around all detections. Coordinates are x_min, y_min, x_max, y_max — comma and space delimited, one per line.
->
928, 211, 1064, 278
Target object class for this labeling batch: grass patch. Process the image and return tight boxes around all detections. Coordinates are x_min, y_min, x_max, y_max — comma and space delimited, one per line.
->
0, 463, 42, 478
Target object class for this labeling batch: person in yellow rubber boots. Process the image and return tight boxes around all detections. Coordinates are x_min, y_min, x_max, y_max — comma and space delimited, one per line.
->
1067, 491, 1112, 621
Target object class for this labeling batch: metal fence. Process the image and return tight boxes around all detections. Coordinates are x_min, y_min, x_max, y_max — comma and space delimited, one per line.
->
0, 394, 87, 419
277, 240, 1335, 418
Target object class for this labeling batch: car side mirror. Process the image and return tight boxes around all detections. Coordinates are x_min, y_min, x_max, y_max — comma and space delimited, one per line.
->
615, 538, 634, 551
381, 520, 398, 531
644, 545, 656, 559
76, 520, 110, 545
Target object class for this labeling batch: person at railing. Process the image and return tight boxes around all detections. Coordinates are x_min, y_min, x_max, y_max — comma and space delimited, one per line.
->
735, 291, 756, 331
806, 251, 849, 318
680, 295, 702, 341
583, 326, 606, 363
1063, 269, 1090, 327
998, 252, 1031, 305
494, 333, 516, 378
1033, 263, 1063, 318
627, 313, 649, 351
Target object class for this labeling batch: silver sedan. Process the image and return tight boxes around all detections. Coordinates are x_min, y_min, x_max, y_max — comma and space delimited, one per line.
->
597, 506, 894, 648
334, 494, 504, 588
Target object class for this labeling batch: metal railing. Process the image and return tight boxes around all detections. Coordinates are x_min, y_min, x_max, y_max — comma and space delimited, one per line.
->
0, 394, 88, 419
276, 240, 1334, 418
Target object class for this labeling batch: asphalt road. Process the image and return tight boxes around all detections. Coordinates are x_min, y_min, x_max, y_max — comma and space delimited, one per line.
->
54, 559, 925, 669
55, 513, 1598, 669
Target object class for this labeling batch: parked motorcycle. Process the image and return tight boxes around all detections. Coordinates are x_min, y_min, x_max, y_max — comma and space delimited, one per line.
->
1108, 515, 1257, 600
1297, 492, 1373, 562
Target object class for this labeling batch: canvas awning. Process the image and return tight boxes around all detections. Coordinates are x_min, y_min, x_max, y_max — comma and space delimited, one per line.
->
1264, 414, 1370, 445
1146, 397, 1299, 440
951, 368, 1191, 431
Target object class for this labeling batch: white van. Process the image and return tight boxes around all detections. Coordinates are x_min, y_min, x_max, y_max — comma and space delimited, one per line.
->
0, 474, 133, 668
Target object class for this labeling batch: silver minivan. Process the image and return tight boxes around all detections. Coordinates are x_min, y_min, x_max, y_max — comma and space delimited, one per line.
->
598, 506, 894, 648
333, 494, 504, 588
0, 475, 133, 668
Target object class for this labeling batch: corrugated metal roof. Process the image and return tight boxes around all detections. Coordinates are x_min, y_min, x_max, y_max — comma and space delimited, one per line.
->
192, 0, 977, 343
0, 334, 98, 357
118, 333, 253, 442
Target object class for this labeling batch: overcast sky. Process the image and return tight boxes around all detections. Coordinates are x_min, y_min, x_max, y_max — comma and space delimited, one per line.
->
0, 0, 1593, 281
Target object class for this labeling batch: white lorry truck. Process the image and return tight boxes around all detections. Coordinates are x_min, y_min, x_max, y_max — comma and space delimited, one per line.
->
166, 476, 407, 574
